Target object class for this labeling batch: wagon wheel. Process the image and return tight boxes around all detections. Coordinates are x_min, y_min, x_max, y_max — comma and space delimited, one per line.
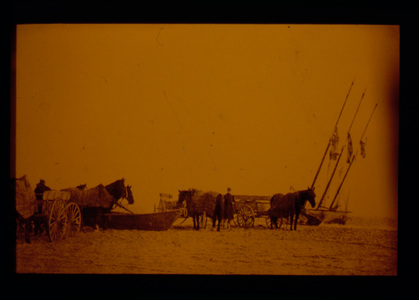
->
236, 205, 255, 228
266, 216, 285, 229
48, 199, 67, 242
65, 202, 81, 237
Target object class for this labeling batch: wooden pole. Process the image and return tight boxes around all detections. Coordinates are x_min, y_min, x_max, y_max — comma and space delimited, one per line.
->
329, 153, 356, 210
114, 201, 135, 214
360, 103, 378, 141
347, 88, 366, 133
311, 80, 354, 189
334, 79, 355, 128
316, 145, 346, 209
311, 141, 331, 189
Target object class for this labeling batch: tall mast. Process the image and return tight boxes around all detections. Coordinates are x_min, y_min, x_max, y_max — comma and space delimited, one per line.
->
311, 80, 354, 189
316, 145, 345, 209
347, 88, 366, 134
329, 153, 356, 210
335, 80, 355, 129
360, 103, 378, 141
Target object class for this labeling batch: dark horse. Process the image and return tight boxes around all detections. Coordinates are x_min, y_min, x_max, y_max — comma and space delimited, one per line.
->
178, 189, 217, 230
212, 194, 224, 231
63, 178, 134, 228
269, 187, 316, 231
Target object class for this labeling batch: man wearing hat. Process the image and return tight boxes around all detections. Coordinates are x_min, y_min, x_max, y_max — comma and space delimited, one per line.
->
33, 179, 51, 235
224, 187, 235, 229
34, 179, 51, 214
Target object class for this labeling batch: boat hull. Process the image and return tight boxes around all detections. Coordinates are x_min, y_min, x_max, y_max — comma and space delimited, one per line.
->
304, 209, 351, 225
104, 210, 181, 231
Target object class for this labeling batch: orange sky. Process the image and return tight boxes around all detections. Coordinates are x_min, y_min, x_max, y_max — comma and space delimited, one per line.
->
15, 24, 399, 217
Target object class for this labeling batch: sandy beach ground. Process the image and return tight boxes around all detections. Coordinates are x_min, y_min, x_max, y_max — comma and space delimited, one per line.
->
15, 215, 397, 275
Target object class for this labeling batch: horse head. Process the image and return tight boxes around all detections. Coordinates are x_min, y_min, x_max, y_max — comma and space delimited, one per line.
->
126, 185, 134, 204
178, 189, 197, 205
178, 190, 191, 203
105, 178, 127, 201
76, 184, 87, 190
306, 186, 316, 208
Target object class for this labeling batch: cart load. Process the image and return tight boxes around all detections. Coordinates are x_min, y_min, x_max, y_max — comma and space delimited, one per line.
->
15, 175, 36, 219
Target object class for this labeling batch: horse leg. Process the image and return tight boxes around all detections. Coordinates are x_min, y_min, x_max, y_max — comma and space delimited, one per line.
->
196, 215, 200, 230
212, 214, 216, 229
24, 218, 32, 243
290, 215, 294, 231
96, 208, 105, 230
33, 217, 40, 235
217, 215, 221, 232
294, 211, 299, 231
202, 214, 207, 229
272, 217, 277, 229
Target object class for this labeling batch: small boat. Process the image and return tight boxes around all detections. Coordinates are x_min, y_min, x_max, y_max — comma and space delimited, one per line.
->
103, 209, 181, 231
303, 208, 351, 225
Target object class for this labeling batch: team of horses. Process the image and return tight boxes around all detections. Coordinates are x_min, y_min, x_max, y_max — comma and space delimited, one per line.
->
178, 187, 316, 231
178, 189, 235, 231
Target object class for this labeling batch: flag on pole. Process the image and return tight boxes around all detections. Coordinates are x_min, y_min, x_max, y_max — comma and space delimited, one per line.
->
347, 132, 353, 163
329, 127, 339, 160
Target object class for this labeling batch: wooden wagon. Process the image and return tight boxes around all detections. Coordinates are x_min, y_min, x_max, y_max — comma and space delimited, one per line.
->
234, 195, 322, 229
15, 175, 82, 242
34, 190, 82, 242
233, 195, 272, 228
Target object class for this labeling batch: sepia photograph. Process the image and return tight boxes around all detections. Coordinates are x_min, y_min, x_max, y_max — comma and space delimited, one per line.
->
13, 24, 398, 276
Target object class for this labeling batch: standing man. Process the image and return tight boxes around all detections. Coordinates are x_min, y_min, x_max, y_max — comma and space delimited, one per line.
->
33, 179, 51, 235
34, 179, 51, 214
224, 187, 235, 229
